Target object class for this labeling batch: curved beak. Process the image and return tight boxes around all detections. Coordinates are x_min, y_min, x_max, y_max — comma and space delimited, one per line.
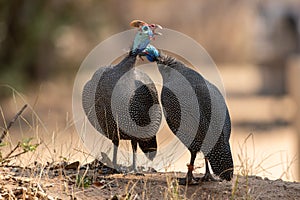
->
155, 24, 163, 30
152, 24, 163, 35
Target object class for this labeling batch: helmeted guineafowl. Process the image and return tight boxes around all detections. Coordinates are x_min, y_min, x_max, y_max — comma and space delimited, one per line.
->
82, 24, 162, 172
140, 44, 233, 184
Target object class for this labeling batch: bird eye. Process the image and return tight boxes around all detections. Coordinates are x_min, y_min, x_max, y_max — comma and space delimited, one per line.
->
142, 26, 149, 31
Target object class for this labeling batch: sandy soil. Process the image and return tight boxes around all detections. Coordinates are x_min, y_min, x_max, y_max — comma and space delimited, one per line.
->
0, 161, 300, 200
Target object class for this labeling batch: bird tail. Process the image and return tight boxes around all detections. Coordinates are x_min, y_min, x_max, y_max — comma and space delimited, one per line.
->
138, 136, 157, 161
207, 140, 234, 181
208, 108, 233, 181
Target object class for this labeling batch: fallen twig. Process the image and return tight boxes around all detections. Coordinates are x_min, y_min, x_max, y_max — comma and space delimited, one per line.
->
2, 142, 21, 161
0, 104, 28, 143
1, 141, 41, 164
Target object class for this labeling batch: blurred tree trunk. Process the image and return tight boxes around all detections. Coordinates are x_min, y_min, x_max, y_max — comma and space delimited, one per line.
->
0, 0, 25, 67
0, 0, 46, 85
0, 0, 58, 95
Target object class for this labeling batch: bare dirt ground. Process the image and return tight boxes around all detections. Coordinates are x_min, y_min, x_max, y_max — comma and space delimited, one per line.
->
0, 160, 300, 200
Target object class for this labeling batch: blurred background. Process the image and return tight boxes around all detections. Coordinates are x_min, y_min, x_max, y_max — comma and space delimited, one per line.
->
0, 0, 300, 181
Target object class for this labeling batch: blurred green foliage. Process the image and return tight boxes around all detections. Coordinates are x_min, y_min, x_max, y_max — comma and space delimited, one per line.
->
0, 0, 74, 96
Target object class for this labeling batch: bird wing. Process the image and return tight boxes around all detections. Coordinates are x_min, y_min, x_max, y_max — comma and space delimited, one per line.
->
157, 57, 233, 179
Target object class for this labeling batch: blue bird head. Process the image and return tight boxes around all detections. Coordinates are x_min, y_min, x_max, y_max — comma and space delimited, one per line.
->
140, 44, 160, 62
130, 20, 162, 37
130, 20, 162, 55
132, 25, 153, 54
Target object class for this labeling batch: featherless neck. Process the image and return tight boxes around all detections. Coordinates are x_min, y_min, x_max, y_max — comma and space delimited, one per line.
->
116, 52, 137, 71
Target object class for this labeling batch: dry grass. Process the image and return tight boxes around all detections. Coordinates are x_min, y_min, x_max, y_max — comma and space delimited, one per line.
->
231, 132, 298, 199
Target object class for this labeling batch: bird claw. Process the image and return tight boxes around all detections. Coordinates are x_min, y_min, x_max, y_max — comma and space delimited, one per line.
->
177, 173, 220, 185
200, 173, 220, 182
134, 172, 145, 176
177, 176, 200, 185
123, 171, 145, 177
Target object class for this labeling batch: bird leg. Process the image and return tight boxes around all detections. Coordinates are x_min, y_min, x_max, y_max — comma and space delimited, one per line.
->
126, 140, 144, 176
131, 140, 138, 172
186, 164, 200, 183
178, 151, 199, 185
200, 158, 219, 182
112, 139, 119, 170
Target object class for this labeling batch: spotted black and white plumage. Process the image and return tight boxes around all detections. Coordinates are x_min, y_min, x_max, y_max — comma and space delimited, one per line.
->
159, 56, 233, 182
82, 26, 162, 172
141, 46, 233, 182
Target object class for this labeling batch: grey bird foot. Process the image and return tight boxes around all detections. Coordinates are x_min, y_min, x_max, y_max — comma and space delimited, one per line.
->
134, 172, 145, 176
177, 177, 200, 185
130, 165, 145, 176
123, 171, 145, 176
200, 173, 220, 182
